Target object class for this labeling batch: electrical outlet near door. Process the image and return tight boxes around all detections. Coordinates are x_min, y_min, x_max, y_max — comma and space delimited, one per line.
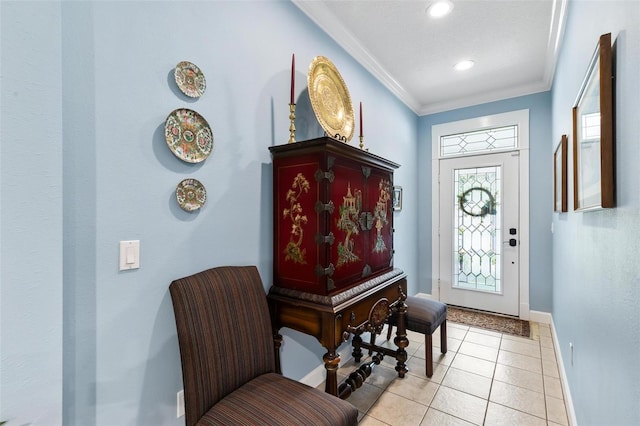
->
569, 342, 574, 366
177, 389, 185, 418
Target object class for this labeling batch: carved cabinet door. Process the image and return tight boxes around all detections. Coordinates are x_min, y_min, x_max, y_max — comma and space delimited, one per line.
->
365, 167, 394, 276
273, 155, 325, 294
327, 156, 367, 290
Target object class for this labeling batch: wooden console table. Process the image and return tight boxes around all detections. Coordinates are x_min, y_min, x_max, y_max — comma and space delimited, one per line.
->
268, 269, 409, 398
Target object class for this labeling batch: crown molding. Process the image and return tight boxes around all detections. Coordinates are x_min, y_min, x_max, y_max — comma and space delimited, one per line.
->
292, 0, 421, 113
543, 0, 569, 89
417, 80, 551, 116
293, 0, 567, 117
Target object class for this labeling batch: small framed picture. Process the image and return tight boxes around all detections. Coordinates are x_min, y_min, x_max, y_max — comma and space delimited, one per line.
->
554, 135, 568, 212
392, 186, 402, 211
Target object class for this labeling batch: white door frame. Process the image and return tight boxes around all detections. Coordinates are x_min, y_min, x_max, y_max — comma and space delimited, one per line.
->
431, 110, 530, 320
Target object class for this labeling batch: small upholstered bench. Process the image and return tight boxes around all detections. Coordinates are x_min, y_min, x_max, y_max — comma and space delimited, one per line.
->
378, 296, 447, 378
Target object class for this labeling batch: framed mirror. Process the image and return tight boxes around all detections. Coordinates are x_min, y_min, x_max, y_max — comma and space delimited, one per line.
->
572, 32, 615, 211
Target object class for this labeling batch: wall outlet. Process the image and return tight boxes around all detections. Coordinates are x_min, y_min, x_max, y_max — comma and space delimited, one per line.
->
569, 342, 574, 366
177, 390, 185, 418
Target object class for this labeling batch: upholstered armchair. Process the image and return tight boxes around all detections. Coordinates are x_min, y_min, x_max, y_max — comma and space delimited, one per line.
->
170, 265, 358, 426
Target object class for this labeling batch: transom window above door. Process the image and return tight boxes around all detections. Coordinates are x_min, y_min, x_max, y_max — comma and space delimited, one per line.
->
440, 125, 518, 157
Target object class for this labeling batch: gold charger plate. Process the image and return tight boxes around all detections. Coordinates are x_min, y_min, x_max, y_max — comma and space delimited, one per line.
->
176, 178, 207, 212
307, 56, 355, 142
174, 61, 206, 98
164, 108, 214, 163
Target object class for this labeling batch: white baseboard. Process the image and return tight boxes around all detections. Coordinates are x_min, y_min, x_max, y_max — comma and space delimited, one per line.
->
550, 317, 578, 426
529, 310, 552, 324
299, 344, 355, 388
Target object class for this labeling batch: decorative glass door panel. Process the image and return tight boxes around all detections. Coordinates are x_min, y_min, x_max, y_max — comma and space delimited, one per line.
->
454, 166, 502, 294
439, 152, 519, 316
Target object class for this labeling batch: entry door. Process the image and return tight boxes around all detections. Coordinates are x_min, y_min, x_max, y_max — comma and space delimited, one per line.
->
439, 151, 520, 316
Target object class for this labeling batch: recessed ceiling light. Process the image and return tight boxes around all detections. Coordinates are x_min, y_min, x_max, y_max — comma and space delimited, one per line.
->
427, 0, 454, 18
454, 60, 475, 71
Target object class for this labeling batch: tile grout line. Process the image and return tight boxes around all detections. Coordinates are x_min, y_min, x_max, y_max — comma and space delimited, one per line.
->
357, 322, 567, 425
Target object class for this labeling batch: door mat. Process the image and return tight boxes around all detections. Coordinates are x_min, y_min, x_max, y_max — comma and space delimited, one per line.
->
447, 306, 531, 338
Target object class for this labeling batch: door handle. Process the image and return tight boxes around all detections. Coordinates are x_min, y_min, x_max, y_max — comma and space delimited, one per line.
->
503, 238, 517, 247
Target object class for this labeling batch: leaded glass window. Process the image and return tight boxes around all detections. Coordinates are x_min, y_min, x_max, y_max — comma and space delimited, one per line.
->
441, 125, 517, 157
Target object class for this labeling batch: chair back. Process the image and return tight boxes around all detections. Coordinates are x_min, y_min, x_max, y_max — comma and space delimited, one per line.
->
170, 266, 276, 426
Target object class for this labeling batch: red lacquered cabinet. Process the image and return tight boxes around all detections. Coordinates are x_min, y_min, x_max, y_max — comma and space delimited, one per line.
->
268, 137, 409, 398
270, 137, 399, 296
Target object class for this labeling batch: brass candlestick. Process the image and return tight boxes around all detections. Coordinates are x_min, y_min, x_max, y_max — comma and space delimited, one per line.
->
288, 103, 296, 143
359, 135, 364, 150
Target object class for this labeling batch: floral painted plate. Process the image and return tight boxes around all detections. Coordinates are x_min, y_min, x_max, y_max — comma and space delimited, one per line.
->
174, 61, 206, 98
164, 108, 213, 163
176, 178, 207, 212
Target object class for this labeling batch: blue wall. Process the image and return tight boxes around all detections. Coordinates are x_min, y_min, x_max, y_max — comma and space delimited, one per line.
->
1, 2, 64, 424
1, 1, 418, 425
551, 1, 640, 425
417, 92, 553, 312
4, 1, 639, 425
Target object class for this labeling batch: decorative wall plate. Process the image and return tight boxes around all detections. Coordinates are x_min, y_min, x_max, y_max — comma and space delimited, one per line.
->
307, 56, 355, 142
176, 178, 207, 212
164, 108, 213, 163
174, 61, 206, 98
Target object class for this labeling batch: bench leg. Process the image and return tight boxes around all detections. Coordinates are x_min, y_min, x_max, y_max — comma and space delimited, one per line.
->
425, 333, 433, 377
440, 320, 447, 354
425, 320, 447, 378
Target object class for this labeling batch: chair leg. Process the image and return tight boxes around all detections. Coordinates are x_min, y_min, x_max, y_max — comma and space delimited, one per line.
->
440, 320, 447, 354
425, 333, 433, 377
386, 324, 393, 340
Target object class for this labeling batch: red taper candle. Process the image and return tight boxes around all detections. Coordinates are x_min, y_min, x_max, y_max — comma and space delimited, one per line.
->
290, 54, 295, 104
359, 102, 363, 137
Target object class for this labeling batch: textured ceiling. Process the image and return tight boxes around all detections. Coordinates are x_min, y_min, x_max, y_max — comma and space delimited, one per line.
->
294, 0, 567, 115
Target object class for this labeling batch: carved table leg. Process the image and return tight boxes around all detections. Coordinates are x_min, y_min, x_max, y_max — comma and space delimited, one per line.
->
352, 333, 363, 363
393, 297, 409, 377
338, 356, 381, 400
323, 351, 341, 396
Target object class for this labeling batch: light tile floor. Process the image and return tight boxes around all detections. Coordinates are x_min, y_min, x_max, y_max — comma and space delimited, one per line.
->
334, 321, 569, 426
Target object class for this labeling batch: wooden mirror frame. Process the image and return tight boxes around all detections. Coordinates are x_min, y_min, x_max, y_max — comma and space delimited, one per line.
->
572, 32, 615, 211
554, 135, 568, 212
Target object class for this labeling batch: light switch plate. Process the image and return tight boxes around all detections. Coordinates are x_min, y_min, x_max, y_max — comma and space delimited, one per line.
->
119, 240, 140, 271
